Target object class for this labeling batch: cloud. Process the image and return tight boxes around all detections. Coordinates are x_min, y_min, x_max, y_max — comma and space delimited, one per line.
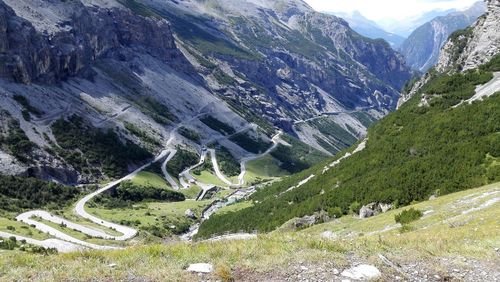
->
303, 0, 479, 21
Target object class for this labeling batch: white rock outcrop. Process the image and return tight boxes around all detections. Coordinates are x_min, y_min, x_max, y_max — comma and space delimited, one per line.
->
186, 263, 213, 273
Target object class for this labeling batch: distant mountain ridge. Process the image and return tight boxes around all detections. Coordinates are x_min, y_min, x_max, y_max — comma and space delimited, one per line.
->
379, 8, 458, 37
400, 1, 487, 72
327, 11, 405, 48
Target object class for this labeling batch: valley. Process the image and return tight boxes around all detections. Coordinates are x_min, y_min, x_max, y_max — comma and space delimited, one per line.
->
0, 0, 498, 281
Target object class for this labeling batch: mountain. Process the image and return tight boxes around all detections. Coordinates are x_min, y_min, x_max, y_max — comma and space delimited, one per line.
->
378, 8, 458, 37
197, 0, 500, 238
328, 11, 405, 48
400, 1, 487, 72
0, 0, 411, 183
0, 1, 499, 280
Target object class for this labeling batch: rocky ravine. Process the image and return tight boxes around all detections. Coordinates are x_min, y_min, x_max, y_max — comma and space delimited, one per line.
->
400, 1, 486, 72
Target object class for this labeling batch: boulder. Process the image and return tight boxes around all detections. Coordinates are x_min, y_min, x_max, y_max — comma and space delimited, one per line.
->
359, 202, 392, 219
341, 264, 381, 280
293, 215, 316, 229
321, 231, 337, 239
359, 204, 375, 218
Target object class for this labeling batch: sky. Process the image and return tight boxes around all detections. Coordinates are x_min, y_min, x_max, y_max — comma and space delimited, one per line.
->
303, 0, 480, 21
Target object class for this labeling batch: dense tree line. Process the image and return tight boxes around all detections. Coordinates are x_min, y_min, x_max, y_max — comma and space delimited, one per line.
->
92, 181, 185, 208
229, 133, 270, 154
214, 145, 240, 176
178, 127, 201, 144
0, 175, 80, 212
200, 116, 235, 135
196, 58, 500, 238
52, 115, 152, 178
271, 134, 327, 173
165, 148, 199, 177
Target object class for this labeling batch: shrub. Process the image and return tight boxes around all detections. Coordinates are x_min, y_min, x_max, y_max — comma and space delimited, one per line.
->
349, 202, 361, 214
394, 208, 423, 225
327, 207, 343, 218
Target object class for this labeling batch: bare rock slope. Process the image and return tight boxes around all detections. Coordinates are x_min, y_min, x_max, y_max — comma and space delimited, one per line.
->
437, 0, 500, 72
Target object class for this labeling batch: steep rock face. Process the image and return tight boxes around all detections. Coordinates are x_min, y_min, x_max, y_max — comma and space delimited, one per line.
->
0, 0, 254, 182
400, 1, 486, 72
0, 0, 187, 84
142, 0, 411, 154
437, 0, 500, 72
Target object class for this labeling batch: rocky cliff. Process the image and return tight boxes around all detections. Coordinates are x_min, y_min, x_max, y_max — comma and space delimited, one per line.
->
142, 0, 411, 153
0, 0, 188, 84
436, 0, 500, 72
400, 1, 486, 72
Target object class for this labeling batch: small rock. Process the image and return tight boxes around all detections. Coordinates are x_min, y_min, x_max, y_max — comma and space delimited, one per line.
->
187, 263, 213, 273
333, 268, 340, 275
108, 263, 117, 268
341, 264, 381, 280
434, 275, 440, 279
300, 266, 308, 271
185, 209, 196, 219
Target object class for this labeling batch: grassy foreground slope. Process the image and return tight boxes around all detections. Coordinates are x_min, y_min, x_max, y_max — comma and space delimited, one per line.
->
196, 57, 500, 237
1, 182, 498, 281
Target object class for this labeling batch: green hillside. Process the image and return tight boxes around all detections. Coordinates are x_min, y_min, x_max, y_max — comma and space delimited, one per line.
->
196, 56, 500, 238
2, 182, 498, 281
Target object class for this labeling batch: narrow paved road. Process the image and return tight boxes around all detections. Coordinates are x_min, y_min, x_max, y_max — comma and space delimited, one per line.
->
293, 107, 375, 125
161, 149, 180, 189
207, 149, 233, 186
0, 231, 83, 253
467, 72, 500, 103
237, 131, 285, 186
6, 150, 169, 252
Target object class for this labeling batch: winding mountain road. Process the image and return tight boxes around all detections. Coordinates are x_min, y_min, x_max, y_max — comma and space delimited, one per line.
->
0, 113, 289, 251
1, 150, 169, 252
161, 149, 180, 190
